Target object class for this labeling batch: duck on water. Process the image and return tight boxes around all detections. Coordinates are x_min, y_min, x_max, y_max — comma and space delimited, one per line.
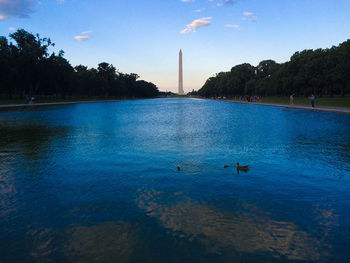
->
236, 162, 249, 171
223, 162, 250, 173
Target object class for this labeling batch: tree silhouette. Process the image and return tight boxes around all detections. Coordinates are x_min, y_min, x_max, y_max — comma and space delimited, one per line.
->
0, 29, 159, 101
198, 40, 350, 98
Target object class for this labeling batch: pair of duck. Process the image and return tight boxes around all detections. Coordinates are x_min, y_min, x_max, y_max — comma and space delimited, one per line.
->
178, 163, 249, 171
224, 162, 249, 171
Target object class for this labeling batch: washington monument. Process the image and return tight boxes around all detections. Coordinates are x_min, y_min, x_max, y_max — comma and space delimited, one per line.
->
178, 49, 184, 95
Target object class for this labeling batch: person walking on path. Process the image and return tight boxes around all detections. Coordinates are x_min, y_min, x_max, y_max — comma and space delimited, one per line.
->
310, 94, 316, 108
289, 94, 294, 106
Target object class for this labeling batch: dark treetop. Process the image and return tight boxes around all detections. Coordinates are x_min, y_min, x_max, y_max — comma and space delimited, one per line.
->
194, 39, 350, 98
0, 29, 159, 100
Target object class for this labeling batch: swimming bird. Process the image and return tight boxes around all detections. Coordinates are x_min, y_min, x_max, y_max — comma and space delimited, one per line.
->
236, 162, 249, 171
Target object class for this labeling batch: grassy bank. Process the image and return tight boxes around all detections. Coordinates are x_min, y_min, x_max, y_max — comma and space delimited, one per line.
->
258, 97, 350, 108
0, 97, 124, 106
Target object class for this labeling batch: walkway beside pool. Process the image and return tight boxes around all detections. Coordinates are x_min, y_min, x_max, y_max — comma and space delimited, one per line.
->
225, 100, 350, 114
0, 100, 120, 110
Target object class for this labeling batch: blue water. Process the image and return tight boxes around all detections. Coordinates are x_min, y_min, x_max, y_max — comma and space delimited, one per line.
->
0, 98, 350, 262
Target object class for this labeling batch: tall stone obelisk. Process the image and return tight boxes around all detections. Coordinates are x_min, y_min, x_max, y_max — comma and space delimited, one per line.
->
178, 49, 184, 95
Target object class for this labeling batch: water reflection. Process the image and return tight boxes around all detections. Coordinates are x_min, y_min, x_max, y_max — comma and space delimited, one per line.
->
137, 189, 325, 261
29, 228, 58, 262
0, 99, 349, 262
0, 159, 17, 217
28, 221, 138, 263
314, 205, 340, 235
0, 120, 69, 160
65, 221, 137, 263
0, 121, 70, 218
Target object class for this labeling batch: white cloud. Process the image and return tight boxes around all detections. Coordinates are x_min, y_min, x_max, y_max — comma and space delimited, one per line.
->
181, 0, 195, 2
81, 30, 92, 35
243, 12, 258, 21
180, 28, 192, 34
0, 0, 36, 19
9, 27, 16, 31
213, 0, 235, 8
225, 24, 239, 28
74, 35, 89, 41
194, 8, 205, 13
74, 31, 92, 41
180, 17, 212, 34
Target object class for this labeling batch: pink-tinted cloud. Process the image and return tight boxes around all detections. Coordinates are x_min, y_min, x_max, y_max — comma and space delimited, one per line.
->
74, 31, 92, 41
180, 17, 212, 34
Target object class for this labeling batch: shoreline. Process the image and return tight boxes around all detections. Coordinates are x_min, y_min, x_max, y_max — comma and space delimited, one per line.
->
222, 99, 350, 114
0, 98, 349, 114
0, 99, 122, 111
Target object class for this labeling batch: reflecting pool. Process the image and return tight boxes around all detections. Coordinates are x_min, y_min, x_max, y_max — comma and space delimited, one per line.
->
0, 98, 350, 262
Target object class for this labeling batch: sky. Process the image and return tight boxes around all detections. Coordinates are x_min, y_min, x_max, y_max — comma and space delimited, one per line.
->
1, 0, 350, 93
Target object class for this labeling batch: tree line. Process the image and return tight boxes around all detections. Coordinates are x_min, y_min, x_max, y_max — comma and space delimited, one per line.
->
196, 39, 350, 98
0, 29, 159, 100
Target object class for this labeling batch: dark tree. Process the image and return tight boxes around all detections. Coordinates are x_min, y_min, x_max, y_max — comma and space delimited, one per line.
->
0, 29, 159, 101
198, 40, 350, 98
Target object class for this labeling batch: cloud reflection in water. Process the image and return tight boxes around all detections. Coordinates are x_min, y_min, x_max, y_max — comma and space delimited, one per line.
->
137, 189, 326, 261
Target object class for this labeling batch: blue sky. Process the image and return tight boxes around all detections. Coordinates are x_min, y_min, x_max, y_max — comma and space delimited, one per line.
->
1, 0, 350, 92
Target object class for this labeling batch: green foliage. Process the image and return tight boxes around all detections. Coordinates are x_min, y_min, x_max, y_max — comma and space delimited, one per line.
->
0, 29, 159, 100
198, 40, 350, 98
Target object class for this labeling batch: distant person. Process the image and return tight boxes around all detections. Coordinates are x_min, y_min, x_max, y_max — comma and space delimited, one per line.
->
25, 95, 30, 104
31, 96, 35, 104
310, 94, 315, 108
290, 94, 294, 106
